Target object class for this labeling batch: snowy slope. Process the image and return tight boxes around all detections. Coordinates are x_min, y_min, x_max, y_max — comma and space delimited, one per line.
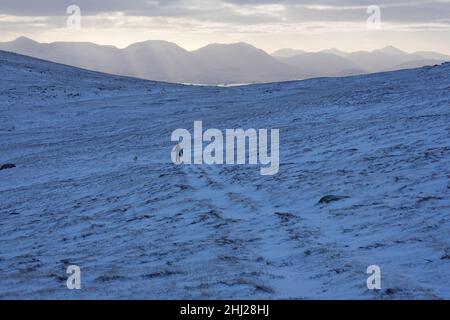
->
0, 51, 449, 299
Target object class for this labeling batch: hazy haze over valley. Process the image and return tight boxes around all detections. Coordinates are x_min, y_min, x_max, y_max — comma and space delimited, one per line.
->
1, 37, 448, 85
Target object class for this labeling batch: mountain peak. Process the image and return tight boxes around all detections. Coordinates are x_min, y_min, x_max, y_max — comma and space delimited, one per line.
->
12, 36, 38, 44
272, 48, 306, 58
193, 42, 265, 56
201, 42, 256, 50
320, 48, 349, 57
374, 46, 407, 55
126, 40, 185, 49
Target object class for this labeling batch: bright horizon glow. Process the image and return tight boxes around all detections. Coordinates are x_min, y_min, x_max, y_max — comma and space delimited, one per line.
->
3, 33, 450, 56
0, 0, 449, 54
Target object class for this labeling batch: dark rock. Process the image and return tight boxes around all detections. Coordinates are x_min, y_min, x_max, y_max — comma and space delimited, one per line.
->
385, 288, 397, 295
143, 270, 181, 279
318, 195, 350, 204
274, 212, 297, 222
417, 196, 442, 204
0, 164, 16, 171
254, 284, 275, 294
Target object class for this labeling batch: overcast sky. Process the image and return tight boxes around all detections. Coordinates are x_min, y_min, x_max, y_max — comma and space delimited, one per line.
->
1, 0, 449, 53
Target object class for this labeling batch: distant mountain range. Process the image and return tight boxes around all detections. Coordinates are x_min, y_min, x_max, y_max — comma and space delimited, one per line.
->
273, 45, 450, 77
1, 37, 448, 85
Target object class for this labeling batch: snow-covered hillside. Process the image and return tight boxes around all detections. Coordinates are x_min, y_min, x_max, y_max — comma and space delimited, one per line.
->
0, 51, 449, 299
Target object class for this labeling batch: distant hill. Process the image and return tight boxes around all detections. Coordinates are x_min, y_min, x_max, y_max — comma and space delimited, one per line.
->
0, 37, 448, 84
414, 51, 450, 61
272, 48, 306, 58
190, 43, 304, 84
277, 52, 366, 77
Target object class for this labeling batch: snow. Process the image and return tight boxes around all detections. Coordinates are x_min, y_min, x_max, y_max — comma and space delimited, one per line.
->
0, 51, 449, 299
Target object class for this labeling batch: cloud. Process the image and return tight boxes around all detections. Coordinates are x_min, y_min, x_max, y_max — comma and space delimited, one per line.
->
0, 0, 449, 53
0, 0, 449, 25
